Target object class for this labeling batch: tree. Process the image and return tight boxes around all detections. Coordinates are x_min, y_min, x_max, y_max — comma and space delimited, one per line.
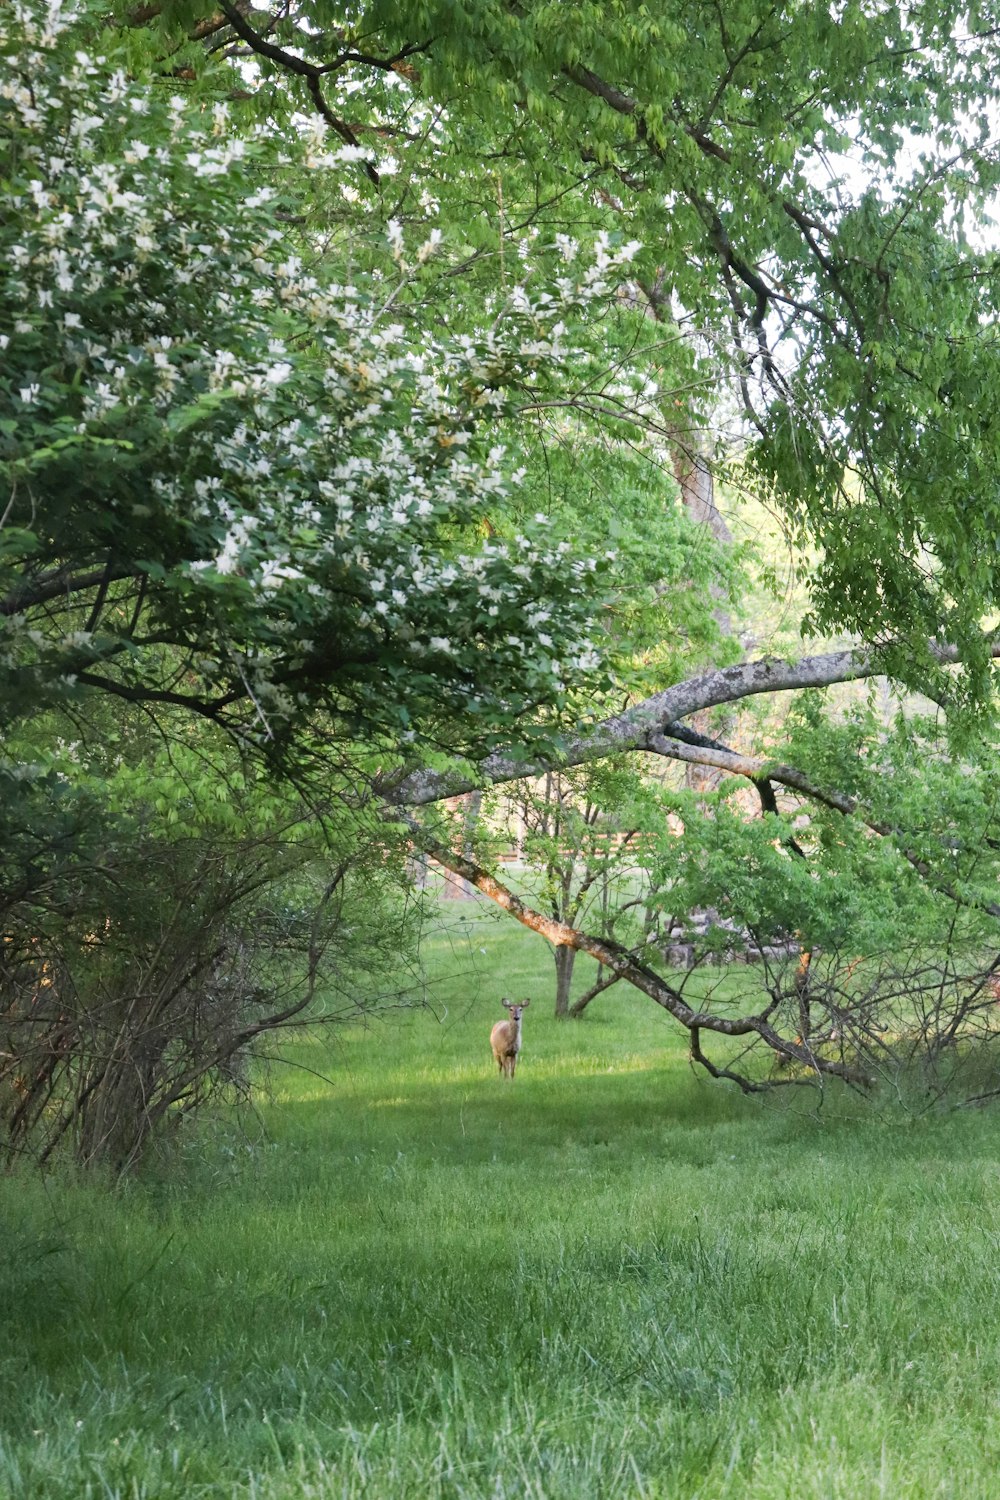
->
9, 0, 1000, 1119
498, 763, 657, 1017
128, 0, 1000, 709
0, 715, 420, 1171
17, 0, 1000, 753
3, 1, 679, 766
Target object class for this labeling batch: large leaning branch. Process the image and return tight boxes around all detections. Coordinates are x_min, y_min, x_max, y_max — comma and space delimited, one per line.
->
400, 815, 871, 1090
386, 640, 1000, 806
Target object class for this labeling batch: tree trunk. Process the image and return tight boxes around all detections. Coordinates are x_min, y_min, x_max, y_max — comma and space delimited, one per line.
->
553, 943, 576, 1018
672, 445, 734, 792
442, 790, 482, 898
672, 443, 732, 546
567, 966, 623, 1017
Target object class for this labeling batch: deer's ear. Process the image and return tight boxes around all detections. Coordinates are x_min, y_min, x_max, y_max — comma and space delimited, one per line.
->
521, 997, 531, 1007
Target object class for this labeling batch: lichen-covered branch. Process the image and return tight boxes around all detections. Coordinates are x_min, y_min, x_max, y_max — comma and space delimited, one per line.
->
386, 639, 1000, 807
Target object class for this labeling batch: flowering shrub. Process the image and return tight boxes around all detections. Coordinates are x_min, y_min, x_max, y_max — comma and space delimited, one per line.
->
0, 0, 659, 754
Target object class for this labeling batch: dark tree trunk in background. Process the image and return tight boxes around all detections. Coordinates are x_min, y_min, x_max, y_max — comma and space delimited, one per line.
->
554, 943, 576, 1018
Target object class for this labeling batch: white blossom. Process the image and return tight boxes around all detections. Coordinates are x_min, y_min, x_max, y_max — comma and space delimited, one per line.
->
0, 0, 620, 735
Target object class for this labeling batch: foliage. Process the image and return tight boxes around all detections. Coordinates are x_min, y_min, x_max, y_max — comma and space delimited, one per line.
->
655, 787, 937, 957
778, 699, 1000, 931
0, 718, 415, 1171
147, 0, 1000, 707
2, 0, 698, 762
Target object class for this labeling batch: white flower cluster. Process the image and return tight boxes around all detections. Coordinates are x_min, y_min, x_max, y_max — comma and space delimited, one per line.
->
1, 0, 655, 739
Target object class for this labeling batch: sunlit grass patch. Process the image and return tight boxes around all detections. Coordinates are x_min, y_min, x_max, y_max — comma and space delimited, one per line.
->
2, 906, 1000, 1496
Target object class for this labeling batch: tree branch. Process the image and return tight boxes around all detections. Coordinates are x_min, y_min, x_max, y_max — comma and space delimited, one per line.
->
216, 1, 380, 182
385, 638, 1000, 806
646, 731, 863, 819
2, 564, 138, 616
400, 814, 872, 1088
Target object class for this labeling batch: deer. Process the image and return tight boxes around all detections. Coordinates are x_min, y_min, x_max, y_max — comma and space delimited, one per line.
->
490, 998, 530, 1078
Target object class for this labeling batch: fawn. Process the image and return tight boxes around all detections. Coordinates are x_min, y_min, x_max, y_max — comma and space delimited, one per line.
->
491, 998, 530, 1078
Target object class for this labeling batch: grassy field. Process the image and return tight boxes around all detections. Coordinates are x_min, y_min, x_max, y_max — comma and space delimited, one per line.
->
3, 900, 1000, 1497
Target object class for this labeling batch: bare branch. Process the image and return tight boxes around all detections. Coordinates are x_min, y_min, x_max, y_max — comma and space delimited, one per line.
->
401, 814, 872, 1089
2, 564, 138, 616
386, 638, 1000, 806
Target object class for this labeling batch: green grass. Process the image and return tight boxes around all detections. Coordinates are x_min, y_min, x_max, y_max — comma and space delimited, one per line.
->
3, 902, 1000, 1497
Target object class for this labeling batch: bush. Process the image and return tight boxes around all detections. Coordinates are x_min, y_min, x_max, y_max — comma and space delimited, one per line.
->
0, 745, 415, 1173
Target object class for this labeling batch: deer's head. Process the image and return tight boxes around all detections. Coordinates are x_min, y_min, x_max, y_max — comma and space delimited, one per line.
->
501, 997, 530, 1022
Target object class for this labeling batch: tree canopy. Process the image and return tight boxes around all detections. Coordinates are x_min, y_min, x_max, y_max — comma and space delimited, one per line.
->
6, 0, 1000, 1146
7, 0, 1000, 763
126, 0, 1000, 708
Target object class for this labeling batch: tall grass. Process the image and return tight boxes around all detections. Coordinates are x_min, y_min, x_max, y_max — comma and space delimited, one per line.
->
3, 901, 1000, 1497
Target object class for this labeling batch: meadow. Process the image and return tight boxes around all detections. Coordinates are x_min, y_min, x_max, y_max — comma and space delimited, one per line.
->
3, 900, 1000, 1498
